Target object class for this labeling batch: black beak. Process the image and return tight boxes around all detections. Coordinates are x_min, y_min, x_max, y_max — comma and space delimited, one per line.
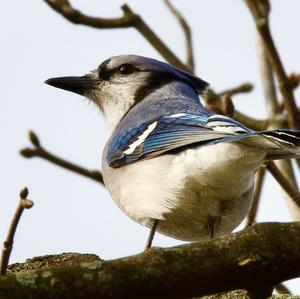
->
45, 76, 98, 96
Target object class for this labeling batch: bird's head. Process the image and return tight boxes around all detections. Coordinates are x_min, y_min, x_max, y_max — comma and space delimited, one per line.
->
46, 55, 209, 131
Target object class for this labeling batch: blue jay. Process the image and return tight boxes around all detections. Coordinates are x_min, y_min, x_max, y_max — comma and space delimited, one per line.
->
46, 55, 300, 248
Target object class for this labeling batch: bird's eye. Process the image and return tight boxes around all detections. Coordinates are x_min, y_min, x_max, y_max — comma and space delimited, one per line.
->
118, 64, 134, 75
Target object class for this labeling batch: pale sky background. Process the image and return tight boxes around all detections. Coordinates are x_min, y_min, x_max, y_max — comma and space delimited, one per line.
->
1, 0, 300, 294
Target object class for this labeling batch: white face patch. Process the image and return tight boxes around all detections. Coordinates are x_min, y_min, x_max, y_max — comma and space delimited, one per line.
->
124, 121, 158, 154
88, 71, 151, 132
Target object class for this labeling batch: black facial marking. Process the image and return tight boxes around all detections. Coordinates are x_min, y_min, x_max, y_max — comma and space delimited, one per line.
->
133, 69, 208, 105
98, 59, 114, 80
134, 71, 177, 104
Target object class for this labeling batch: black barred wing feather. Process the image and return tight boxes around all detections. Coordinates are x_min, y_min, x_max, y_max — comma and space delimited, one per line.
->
260, 129, 300, 147
258, 129, 300, 160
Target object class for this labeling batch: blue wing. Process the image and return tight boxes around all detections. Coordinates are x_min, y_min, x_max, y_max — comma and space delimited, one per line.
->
107, 113, 252, 168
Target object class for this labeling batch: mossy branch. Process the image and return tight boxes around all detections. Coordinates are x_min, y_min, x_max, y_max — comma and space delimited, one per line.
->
1, 222, 300, 298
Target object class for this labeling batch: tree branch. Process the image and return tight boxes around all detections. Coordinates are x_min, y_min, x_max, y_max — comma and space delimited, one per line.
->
218, 83, 254, 98
267, 161, 300, 208
205, 83, 253, 105
0, 188, 33, 275
256, 16, 300, 218
288, 73, 300, 90
43, 0, 275, 133
1, 222, 300, 298
164, 0, 194, 72
43, 0, 188, 71
43, 0, 133, 28
246, 165, 266, 226
20, 131, 104, 185
257, 29, 280, 118
244, 0, 300, 129
204, 84, 270, 131
234, 111, 269, 131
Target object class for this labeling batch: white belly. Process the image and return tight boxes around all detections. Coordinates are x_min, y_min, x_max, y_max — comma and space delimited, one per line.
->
102, 142, 266, 241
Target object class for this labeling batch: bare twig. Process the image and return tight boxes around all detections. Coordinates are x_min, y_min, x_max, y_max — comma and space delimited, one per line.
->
205, 83, 253, 104
205, 102, 269, 131
0, 188, 34, 275
233, 110, 269, 131
218, 83, 254, 98
271, 159, 300, 219
257, 31, 280, 117
257, 21, 300, 218
121, 5, 188, 71
220, 94, 235, 117
267, 161, 300, 208
206, 94, 235, 118
247, 165, 266, 226
204, 83, 269, 130
43, 0, 277, 133
288, 73, 300, 90
43, 0, 132, 28
43, 0, 188, 71
20, 131, 104, 185
296, 159, 300, 173
164, 0, 194, 72
244, 0, 300, 129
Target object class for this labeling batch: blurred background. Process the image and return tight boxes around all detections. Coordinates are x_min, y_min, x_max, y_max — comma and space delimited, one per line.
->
1, 0, 300, 293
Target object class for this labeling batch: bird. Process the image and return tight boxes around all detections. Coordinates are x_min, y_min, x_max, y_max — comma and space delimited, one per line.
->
45, 54, 300, 249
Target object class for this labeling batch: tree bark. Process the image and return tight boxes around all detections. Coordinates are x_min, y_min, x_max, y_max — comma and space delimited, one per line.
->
1, 222, 300, 299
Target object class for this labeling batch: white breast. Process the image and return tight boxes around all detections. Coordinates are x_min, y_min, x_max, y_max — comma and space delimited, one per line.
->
102, 142, 266, 241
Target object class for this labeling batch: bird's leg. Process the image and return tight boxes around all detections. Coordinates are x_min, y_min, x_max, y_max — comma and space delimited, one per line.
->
210, 221, 216, 239
145, 219, 159, 250
208, 215, 220, 239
